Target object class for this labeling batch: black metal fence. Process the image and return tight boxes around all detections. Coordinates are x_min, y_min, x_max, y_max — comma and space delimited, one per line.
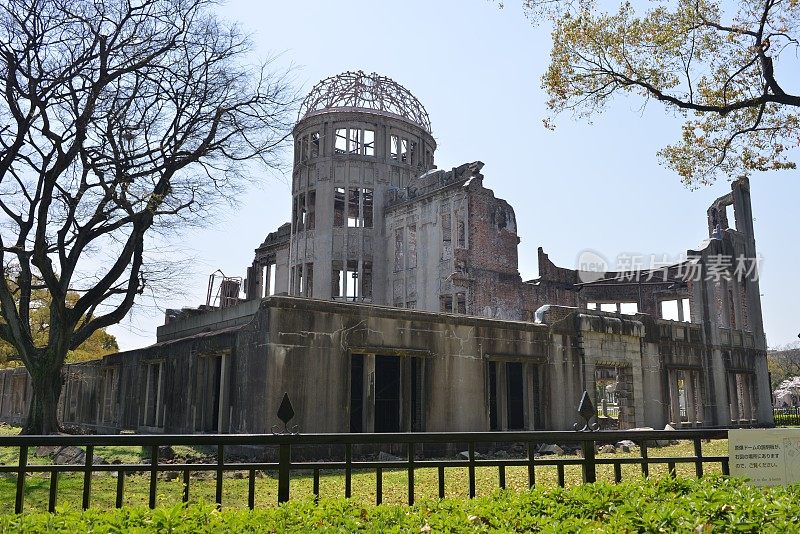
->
0, 429, 729, 514
773, 407, 800, 426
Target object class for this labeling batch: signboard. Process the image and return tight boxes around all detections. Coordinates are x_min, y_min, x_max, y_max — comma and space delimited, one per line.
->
729, 428, 800, 486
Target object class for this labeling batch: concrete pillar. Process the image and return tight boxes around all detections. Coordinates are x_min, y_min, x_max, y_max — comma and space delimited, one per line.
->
497, 363, 508, 430
685, 371, 697, 428
668, 369, 681, 426
728, 373, 740, 424
693, 371, 704, 425
143, 364, 152, 427
754, 353, 774, 424
524, 363, 537, 430
156, 362, 165, 428
728, 373, 739, 423
218, 353, 230, 433
741, 374, 753, 422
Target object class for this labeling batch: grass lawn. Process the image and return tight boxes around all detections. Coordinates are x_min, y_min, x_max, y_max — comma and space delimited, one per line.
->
0, 422, 732, 512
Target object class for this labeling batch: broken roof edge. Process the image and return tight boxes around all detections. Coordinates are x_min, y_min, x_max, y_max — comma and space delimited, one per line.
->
385, 161, 484, 210
530, 244, 702, 289
156, 298, 262, 343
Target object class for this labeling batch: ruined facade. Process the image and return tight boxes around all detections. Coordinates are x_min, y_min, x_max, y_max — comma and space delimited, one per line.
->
0, 71, 772, 433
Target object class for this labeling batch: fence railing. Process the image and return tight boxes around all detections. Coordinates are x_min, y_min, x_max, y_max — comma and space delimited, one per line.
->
773, 406, 800, 426
0, 429, 729, 514
596, 405, 620, 418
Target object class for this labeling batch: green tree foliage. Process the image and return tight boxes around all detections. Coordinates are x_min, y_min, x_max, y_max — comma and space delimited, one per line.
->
527, 0, 800, 186
0, 285, 118, 367
767, 342, 800, 390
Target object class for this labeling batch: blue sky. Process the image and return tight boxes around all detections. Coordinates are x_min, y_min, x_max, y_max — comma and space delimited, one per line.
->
107, 0, 800, 350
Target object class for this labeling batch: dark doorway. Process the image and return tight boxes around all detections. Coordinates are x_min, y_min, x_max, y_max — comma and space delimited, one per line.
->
506, 362, 524, 430
350, 354, 364, 432
194, 355, 222, 432
375, 355, 401, 432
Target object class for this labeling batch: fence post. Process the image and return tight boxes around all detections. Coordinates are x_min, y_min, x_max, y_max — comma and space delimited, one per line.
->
215, 444, 224, 507
14, 445, 27, 514
148, 445, 158, 509
83, 445, 94, 510
581, 439, 596, 484
278, 441, 290, 503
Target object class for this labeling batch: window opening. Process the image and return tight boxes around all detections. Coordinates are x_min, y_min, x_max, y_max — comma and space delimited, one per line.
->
362, 261, 372, 300
440, 294, 453, 312
348, 128, 361, 154
305, 263, 313, 297
261, 263, 276, 297
335, 128, 347, 154
661, 298, 690, 322
390, 135, 399, 160
346, 260, 359, 300
660, 300, 679, 321
456, 292, 467, 314
363, 129, 375, 156
310, 131, 320, 158
296, 264, 304, 296
295, 193, 306, 231
334, 187, 345, 227
332, 261, 343, 298
306, 190, 316, 230
362, 188, 373, 228
347, 188, 360, 227
456, 218, 466, 249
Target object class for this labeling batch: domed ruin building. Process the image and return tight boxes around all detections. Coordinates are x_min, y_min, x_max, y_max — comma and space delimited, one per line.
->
0, 72, 773, 433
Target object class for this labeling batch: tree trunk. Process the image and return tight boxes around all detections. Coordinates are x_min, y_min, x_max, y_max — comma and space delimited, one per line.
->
23, 363, 63, 435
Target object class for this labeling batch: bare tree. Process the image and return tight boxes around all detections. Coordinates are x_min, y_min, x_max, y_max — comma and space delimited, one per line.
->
0, 0, 295, 433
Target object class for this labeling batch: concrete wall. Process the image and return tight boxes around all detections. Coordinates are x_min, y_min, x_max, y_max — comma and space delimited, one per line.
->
0, 296, 771, 434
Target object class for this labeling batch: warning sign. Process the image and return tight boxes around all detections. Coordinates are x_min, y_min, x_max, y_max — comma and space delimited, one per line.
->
729, 428, 800, 486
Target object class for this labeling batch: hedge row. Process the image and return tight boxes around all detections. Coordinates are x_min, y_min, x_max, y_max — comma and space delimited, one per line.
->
1, 476, 799, 532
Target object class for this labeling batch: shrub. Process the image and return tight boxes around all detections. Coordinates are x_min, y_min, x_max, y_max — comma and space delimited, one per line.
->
0, 476, 798, 532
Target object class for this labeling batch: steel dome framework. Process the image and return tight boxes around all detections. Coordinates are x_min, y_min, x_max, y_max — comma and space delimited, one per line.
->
298, 71, 432, 133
